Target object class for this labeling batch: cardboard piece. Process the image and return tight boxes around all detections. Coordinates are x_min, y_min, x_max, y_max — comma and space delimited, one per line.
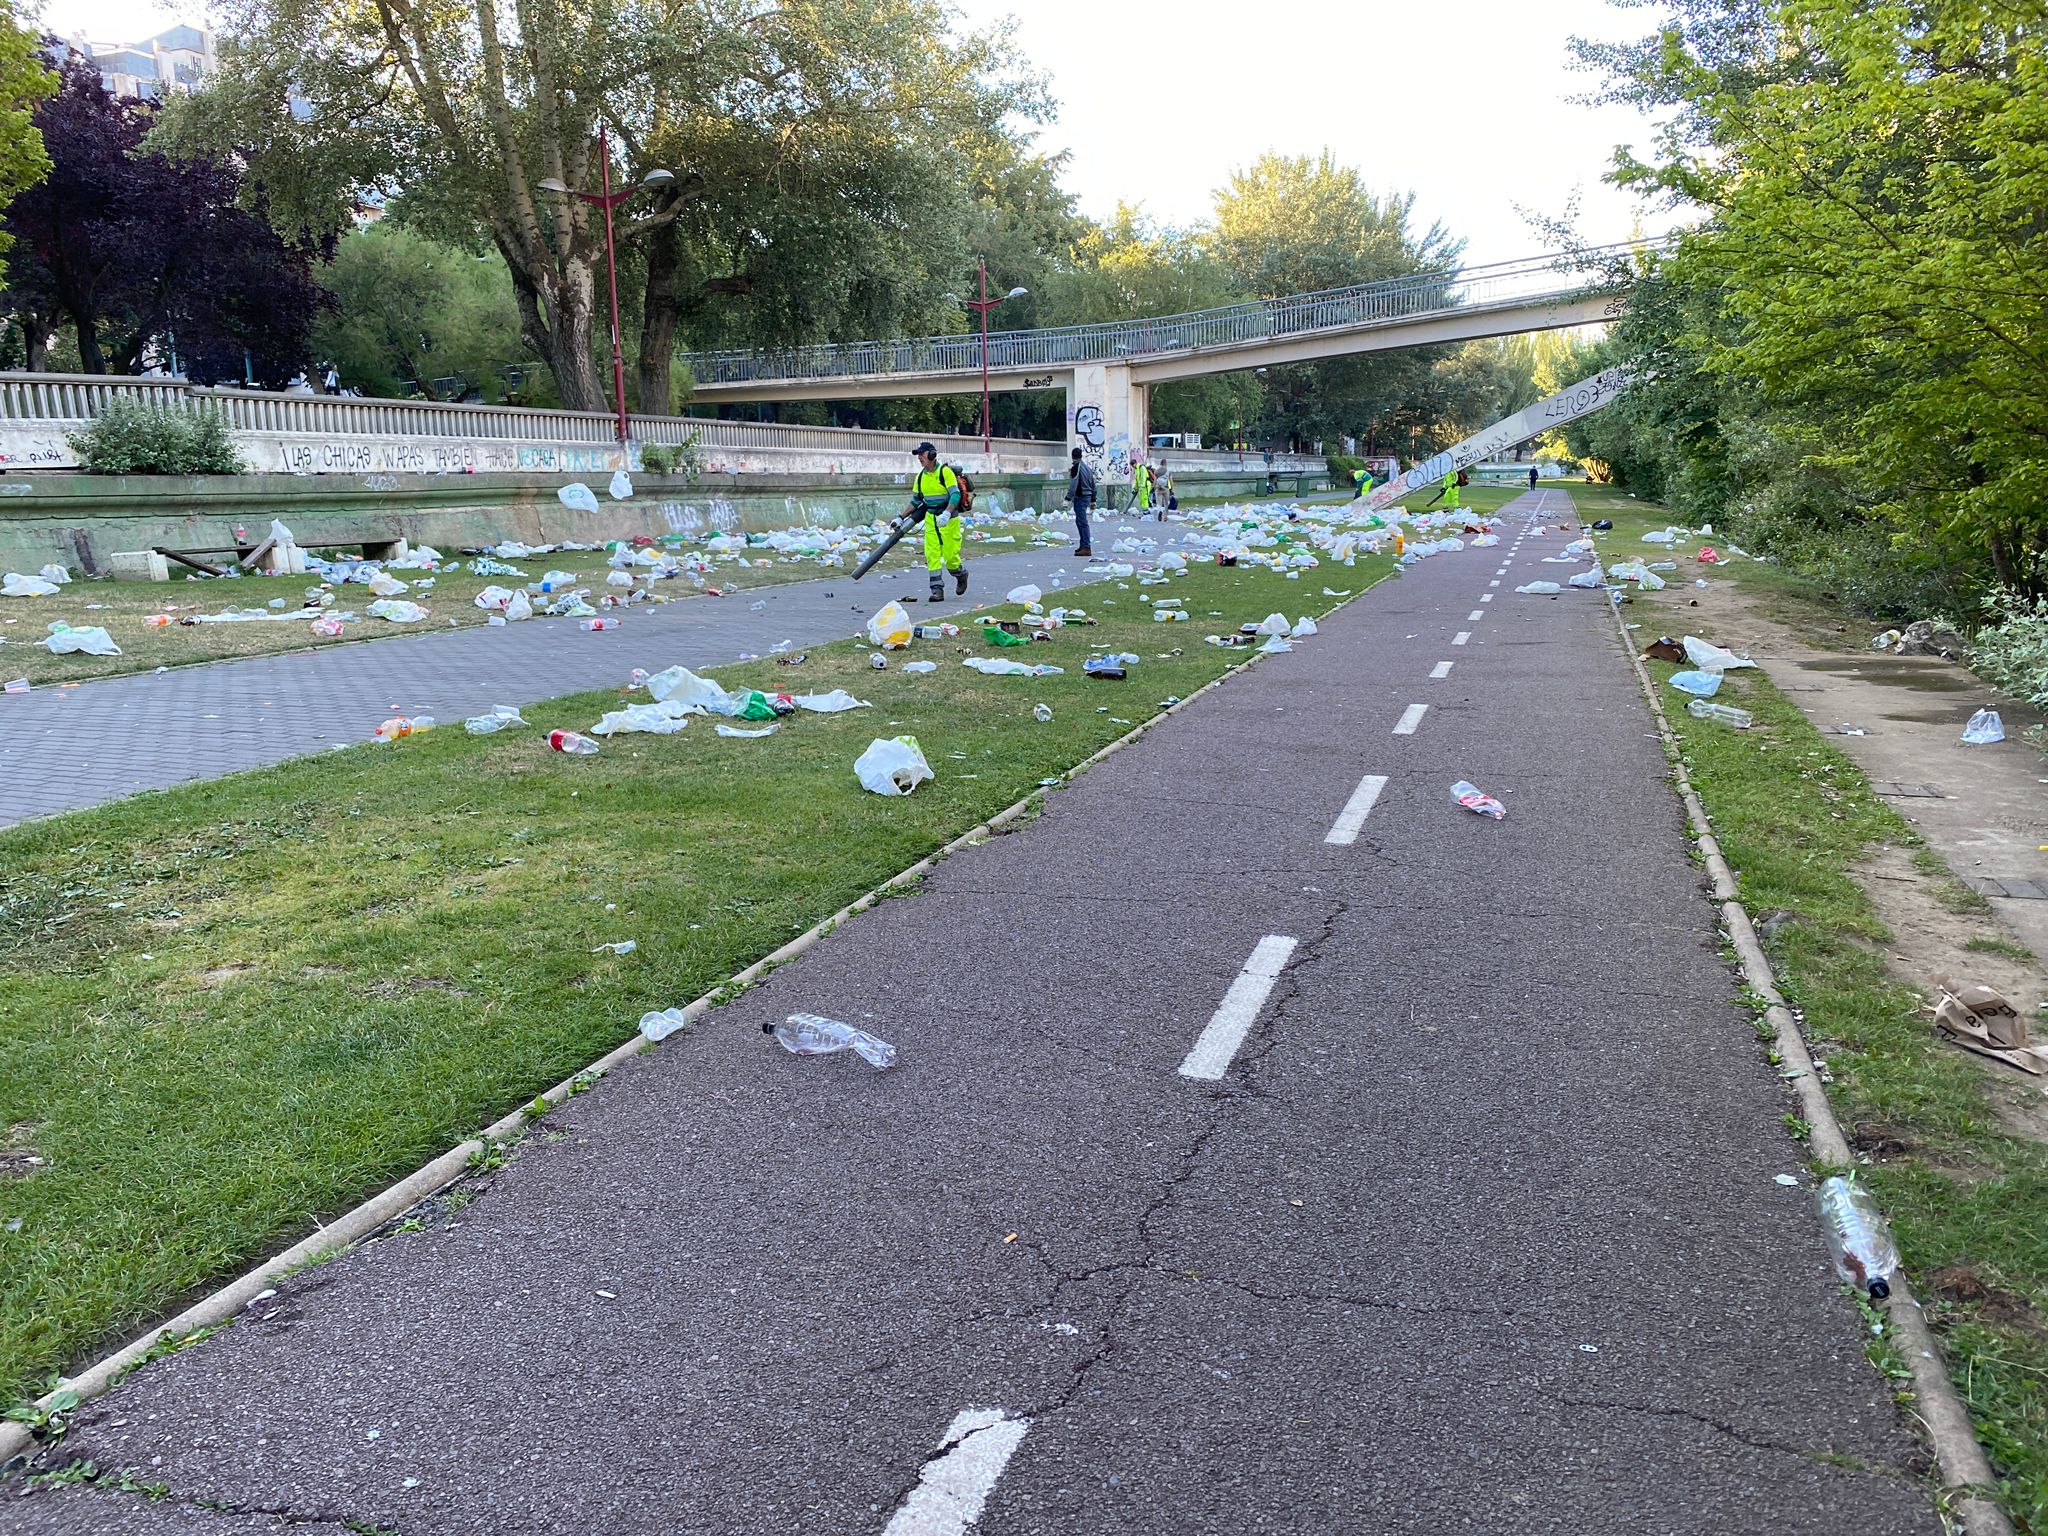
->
1932, 979, 2046, 1074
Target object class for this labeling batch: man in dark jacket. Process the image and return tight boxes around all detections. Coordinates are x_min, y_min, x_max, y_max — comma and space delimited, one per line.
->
1064, 447, 1097, 556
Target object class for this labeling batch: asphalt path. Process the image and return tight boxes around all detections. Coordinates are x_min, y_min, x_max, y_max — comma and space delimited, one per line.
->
13, 491, 1936, 1534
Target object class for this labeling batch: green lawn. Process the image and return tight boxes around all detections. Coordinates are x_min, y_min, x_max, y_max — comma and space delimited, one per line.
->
1, 516, 1054, 688
0, 551, 1390, 1411
1583, 490, 2048, 1532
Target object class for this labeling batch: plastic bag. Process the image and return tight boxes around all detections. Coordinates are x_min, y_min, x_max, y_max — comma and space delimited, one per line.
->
1669, 669, 1723, 697
793, 690, 870, 713
37, 563, 70, 585
368, 572, 409, 596
474, 585, 516, 610
983, 623, 1030, 647
464, 705, 528, 735
1291, 616, 1319, 638
591, 702, 690, 735
963, 657, 1063, 677
1006, 584, 1043, 607
1255, 612, 1290, 636
854, 734, 933, 796
366, 599, 429, 623
865, 599, 913, 650
1961, 708, 2005, 745
1515, 581, 1561, 595
1682, 636, 1756, 673
504, 589, 533, 621
2, 572, 59, 597
558, 482, 600, 514
1568, 566, 1605, 590
901, 660, 937, 674
608, 469, 633, 501
716, 723, 780, 738
1642, 530, 1677, 544
1259, 634, 1293, 654
42, 623, 120, 656
269, 519, 296, 549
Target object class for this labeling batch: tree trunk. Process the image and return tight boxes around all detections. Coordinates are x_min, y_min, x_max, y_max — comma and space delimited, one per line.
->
73, 311, 105, 374
636, 224, 680, 416
507, 250, 607, 415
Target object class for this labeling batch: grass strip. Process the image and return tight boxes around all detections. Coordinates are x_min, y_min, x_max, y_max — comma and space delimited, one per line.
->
1589, 493, 2048, 1533
0, 551, 1388, 1408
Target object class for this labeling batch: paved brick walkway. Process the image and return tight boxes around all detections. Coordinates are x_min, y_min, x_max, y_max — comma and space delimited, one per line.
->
0, 543, 1091, 827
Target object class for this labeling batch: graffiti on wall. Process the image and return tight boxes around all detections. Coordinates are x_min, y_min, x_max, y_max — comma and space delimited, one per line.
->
1106, 431, 1131, 478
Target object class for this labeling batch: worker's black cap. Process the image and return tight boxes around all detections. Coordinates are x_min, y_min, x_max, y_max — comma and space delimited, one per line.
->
913, 441, 937, 457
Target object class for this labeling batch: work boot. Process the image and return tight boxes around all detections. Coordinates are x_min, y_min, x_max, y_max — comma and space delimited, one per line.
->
1074, 546, 1093, 557
928, 578, 945, 603
954, 567, 968, 596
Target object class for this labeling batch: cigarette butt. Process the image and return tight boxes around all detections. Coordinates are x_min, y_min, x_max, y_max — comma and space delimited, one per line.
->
1003, 1232, 1018, 1244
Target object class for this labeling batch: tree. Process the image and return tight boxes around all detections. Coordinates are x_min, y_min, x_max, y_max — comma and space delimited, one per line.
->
1581, 0, 2048, 597
163, 0, 1033, 415
0, 54, 320, 382
315, 224, 526, 401
0, 1, 52, 289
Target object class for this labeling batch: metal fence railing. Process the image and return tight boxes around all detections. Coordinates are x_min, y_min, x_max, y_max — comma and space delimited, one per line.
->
680, 243, 1651, 387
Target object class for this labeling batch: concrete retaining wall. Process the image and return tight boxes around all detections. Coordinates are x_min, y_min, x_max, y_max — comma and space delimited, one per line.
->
0, 467, 1327, 574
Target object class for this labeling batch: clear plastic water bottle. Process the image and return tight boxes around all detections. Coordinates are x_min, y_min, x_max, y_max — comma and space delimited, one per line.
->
1034, 703, 1053, 722
639, 1007, 688, 1042
1450, 780, 1506, 819
1817, 1175, 1899, 1298
580, 618, 618, 632
1687, 698, 1754, 729
547, 729, 601, 755
764, 1014, 897, 1069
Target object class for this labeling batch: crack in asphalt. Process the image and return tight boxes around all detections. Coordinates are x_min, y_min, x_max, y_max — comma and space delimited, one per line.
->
1552, 1393, 1907, 1476
14, 1476, 367, 1532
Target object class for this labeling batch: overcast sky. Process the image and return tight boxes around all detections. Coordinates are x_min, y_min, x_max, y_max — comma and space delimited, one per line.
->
46, 0, 1680, 266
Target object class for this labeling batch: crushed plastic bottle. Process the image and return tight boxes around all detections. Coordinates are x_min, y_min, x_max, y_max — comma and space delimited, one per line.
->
1450, 780, 1506, 819
1817, 1175, 1899, 1299
373, 715, 434, 741
1687, 699, 1754, 729
464, 705, 528, 734
547, 729, 601, 755
765, 1013, 897, 1069
579, 617, 620, 632
1034, 703, 1053, 722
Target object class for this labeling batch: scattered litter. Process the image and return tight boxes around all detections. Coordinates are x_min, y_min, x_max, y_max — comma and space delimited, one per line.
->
1259, 634, 1292, 654
866, 600, 913, 649
1290, 616, 1319, 638
716, 722, 780, 738
1515, 581, 1561, 595
1837, 725, 1867, 736
547, 729, 601, 755
901, 660, 937, 674
591, 702, 689, 735
640, 1008, 689, 1042
609, 469, 633, 500
464, 705, 528, 735
1934, 980, 2045, 1073
793, 689, 870, 713
373, 715, 434, 741
1681, 636, 1755, 672
1687, 699, 1753, 728
1568, 566, 1605, 590
1, 572, 59, 597
1818, 1175, 1899, 1299
558, 482, 601, 514
1255, 612, 1291, 636
591, 941, 637, 955
869, 651, 888, 669
1451, 780, 1506, 819
579, 617, 621, 632
366, 599, 429, 623
1774, 1174, 1801, 1187
41, 623, 120, 656
963, 657, 1063, 677
3, 678, 28, 694
1668, 670, 1723, 698
765, 1013, 897, 1069
855, 734, 933, 795
1640, 636, 1685, 663
1961, 708, 2004, 745
1006, 583, 1043, 606
1034, 703, 1053, 723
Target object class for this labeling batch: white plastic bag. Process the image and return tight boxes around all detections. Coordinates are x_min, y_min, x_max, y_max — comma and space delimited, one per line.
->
1290, 616, 1319, 637
854, 735, 933, 796
558, 482, 600, 515
42, 624, 120, 656
1006, 584, 1043, 607
37, 563, 70, 585
609, 469, 633, 500
463, 705, 528, 735
1255, 612, 1290, 636
1682, 636, 1756, 673
716, 723, 780, 738
503, 589, 533, 621
474, 585, 516, 610
605, 570, 634, 587
963, 657, 1063, 677
1259, 634, 1293, 654
1961, 709, 2005, 745
865, 600, 913, 650
368, 572, 409, 596
1515, 581, 1561, 595
1568, 566, 1605, 589
268, 519, 296, 549
591, 702, 690, 736
645, 665, 733, 711
793, 690, 871, 713
366, 599, 429, 622
901, 660, 937, 674
2, 572, 59, 597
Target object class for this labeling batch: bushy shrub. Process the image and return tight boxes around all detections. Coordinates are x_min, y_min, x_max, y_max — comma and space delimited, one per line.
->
67, 400, 245, 475
1970, 590, 2048, 711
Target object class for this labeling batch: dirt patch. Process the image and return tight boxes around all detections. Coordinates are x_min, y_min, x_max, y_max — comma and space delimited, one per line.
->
1, 1120, 46, 1179
1925, 1264, 2043, 1333
199, 962, 257, 987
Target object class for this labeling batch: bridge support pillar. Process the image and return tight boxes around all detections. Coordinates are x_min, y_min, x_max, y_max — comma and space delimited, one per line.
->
1066, 362, 1141, 503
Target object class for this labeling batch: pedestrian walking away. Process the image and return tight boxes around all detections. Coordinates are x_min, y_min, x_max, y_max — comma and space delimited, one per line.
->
908, 442, 966, 601
1528, 465, 1539, 490
1133, 459, 1153, 516
1156, 465, 1175, 518
1064, 446, 1097, 555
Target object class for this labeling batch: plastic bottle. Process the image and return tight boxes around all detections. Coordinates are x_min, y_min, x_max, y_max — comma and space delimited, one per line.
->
764, 1013, 897, 1069
144, 613, 172, 628
1687, 698, 1754, 729
1817, 1176, 1899, 1299
580, 618, 619, 632
547, 729, 601, 755
1450, 780, 1506, 819
640, 1007, 689, 1042
373, 715, 434, 741
1034, 703, 1053, 722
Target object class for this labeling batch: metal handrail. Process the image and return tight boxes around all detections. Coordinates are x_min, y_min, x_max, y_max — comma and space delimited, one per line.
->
679, 242, 1656, 386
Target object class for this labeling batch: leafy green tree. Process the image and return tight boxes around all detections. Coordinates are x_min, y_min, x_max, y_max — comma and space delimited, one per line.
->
0, 2, 50, 288
1583, 0, 2048, 596
314, 224, 526, 401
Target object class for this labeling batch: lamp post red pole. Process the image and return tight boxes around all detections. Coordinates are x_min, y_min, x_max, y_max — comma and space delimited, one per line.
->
955, 258, 1027, 455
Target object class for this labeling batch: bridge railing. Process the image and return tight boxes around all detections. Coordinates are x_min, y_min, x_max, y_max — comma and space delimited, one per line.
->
681, 243, 1651, 386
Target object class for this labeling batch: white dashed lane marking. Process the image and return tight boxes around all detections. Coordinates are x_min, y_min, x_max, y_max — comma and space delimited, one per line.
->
1393, 703, 1429, 735
1324, 773, 1388, 846
1179, 936, 1300, 1080
1430, 661, 1453, 679
883, 1410, 1032, 1536
1453, 631, 1470, 645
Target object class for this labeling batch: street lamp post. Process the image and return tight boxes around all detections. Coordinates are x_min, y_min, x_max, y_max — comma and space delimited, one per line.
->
946, 259, 1028, 454
539, 129, 674, 446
